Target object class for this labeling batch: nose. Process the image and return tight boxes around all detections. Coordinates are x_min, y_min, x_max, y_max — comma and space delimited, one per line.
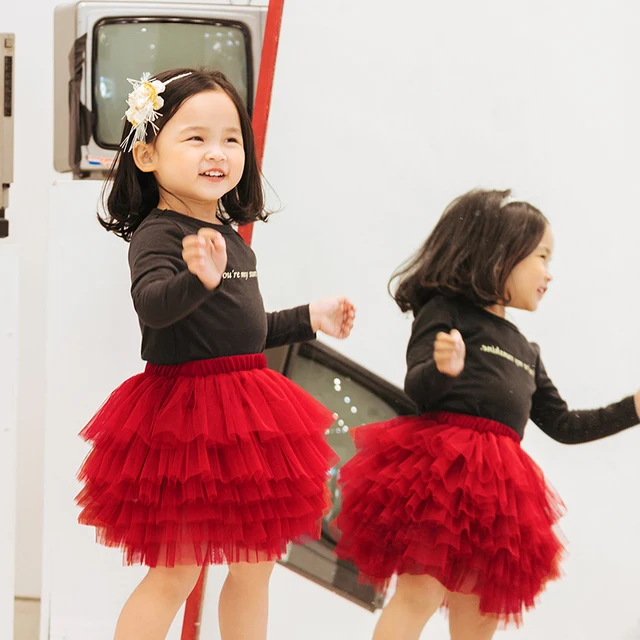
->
205, 145, 226, 162
546, 270, 553, 283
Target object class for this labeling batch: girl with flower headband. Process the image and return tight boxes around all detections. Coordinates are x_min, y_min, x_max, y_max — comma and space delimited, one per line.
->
76, 68, 356, 640
333, 189, 640, 639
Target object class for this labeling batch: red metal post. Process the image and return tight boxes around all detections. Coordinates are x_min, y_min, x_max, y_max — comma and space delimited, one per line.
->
238, 0, 286, 246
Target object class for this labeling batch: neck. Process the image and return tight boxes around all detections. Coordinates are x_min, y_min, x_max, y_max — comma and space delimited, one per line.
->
485, 304, 506, 318
157, 193, 221, 224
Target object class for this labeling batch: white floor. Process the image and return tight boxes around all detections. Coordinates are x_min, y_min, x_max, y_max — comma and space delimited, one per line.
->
15, 599, 39, 640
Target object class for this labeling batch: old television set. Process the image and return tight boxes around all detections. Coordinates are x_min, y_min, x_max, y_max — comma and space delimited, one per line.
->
54, 1, 267, 178
265, 341, 417, 610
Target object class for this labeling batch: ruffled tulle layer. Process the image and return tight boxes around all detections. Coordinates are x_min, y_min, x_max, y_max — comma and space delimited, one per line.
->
77, 354, 337, 567
334, 412, 565, 624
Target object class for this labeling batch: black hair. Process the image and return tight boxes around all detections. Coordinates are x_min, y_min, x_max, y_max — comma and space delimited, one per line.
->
390, 189, 549, 314
98, 68, 267, 241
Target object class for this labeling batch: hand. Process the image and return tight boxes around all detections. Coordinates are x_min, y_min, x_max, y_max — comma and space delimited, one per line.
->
635, 390, 640, 420
309, 296, 356, 339
434, 329, 466, 377
181, 227, 227, 291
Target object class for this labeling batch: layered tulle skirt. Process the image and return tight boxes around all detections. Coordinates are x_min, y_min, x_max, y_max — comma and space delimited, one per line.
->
334, 412, 565, 624
77, 353, 337, 567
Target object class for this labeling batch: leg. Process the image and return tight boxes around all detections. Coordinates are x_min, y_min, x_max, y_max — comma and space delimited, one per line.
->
372, 574, 446, 640
114, 565, 201, 640
448, 591, 499, 640
218, 560, 276, 640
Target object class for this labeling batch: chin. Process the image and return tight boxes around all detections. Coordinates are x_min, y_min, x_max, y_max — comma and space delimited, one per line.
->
528, 300, 540, 311
512, 300, 539, 312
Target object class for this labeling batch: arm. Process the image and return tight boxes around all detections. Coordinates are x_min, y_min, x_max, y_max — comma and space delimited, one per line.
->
265, 296, 357, 349
530, 345, 640, 444
129, 220, 216, 329
266, 305, 316, 349
404, 298, 459, 405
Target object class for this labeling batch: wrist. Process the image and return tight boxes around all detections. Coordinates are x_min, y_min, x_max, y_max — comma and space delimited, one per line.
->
309, 302, 320, 333
202, 274, 222, 291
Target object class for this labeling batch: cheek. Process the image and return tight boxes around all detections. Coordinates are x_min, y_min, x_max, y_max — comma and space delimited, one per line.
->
229, 152, 246, 183
235, 150, 246, 173
158, 145, 184, 166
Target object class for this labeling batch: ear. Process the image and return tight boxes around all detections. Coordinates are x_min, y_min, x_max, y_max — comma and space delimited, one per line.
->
132, 142, 158, 173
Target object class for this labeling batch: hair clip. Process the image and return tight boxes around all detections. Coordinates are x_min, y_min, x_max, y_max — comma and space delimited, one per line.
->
500, 195, 520, 208
121, 71, 192, 152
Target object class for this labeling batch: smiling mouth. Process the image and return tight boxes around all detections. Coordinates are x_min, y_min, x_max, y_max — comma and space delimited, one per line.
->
201, 170, 225, 178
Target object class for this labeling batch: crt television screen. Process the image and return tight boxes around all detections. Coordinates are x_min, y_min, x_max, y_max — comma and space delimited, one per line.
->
92, 18, 252, 148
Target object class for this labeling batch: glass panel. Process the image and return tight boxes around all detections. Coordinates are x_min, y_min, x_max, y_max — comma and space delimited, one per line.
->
94, 20, 249, 147
286, 354, 405, 540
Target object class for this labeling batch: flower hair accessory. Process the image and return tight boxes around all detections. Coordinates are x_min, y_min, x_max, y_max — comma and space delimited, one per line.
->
500, 194, 520, 208
121, 71, 192, 151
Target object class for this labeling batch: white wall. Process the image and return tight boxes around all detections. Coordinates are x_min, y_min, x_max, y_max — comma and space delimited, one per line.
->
8, 0, 640, 639
0, 244, 19, 640
4, 0, 58, 598
251, 0, 640, 638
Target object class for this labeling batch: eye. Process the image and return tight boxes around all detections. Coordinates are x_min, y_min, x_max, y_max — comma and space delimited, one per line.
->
188, 136, 204, 142
226, 137, 241, 144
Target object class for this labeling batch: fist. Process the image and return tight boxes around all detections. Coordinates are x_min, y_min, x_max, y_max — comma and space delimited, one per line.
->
309, 296, 356, 339
434, 329, 465, 377
181, 227, 228, 291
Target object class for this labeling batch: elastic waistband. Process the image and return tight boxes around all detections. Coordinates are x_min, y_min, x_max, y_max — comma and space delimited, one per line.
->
423, 411, 521, 442
145, 353, 267, 377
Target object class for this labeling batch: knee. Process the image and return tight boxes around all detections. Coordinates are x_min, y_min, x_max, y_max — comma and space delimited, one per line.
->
448, 592, 499, 640
146, 565, 202, 603
228, 560, 276, 586
394, 574, 445, 615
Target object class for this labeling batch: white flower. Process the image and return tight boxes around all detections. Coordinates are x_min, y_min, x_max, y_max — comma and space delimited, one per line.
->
120, 71, 192, 152
120, 73, 166, 150
127, 77, 164, 112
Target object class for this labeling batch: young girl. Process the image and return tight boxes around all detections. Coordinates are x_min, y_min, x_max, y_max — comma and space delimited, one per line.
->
76, 68, 356, 640
334, 189, 640, 640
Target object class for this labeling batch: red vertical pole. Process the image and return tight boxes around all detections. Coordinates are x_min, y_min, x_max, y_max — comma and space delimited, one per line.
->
180, 2, 286, 638
180, 567, 207, 640
238, 0, 286, 246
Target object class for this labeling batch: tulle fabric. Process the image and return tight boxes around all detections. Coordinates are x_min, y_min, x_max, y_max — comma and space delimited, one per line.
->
335, 412, 565, 624
77, 354, 337, 567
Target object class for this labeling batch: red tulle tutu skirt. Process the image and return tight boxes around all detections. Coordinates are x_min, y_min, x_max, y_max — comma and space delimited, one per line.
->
77, 353, 337, 567
334, 412, 565, 624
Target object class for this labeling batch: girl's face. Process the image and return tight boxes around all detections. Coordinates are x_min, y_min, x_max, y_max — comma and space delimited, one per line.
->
504, 224, 554, 312
134, 89, 245, 219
